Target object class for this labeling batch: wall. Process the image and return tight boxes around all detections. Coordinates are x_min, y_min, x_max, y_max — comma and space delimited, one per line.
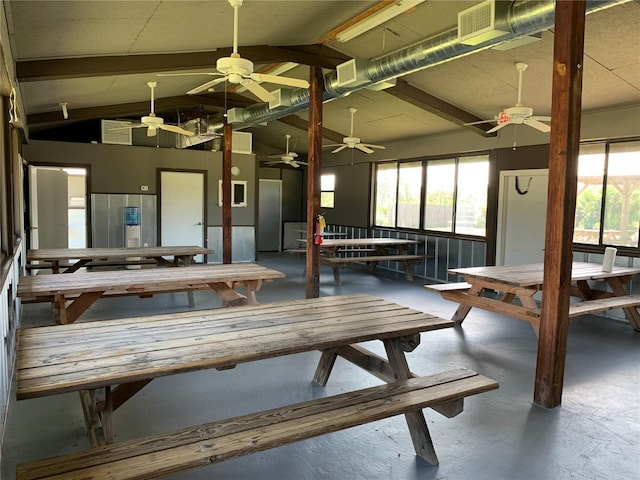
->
23, 140, 257, 233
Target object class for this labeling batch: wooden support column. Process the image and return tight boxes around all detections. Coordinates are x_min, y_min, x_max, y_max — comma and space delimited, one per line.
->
534, 0, 586, 409
306, 66, 323, 298
222, 119, 232, 264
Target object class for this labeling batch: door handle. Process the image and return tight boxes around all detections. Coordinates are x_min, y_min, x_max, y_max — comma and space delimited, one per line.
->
196, 222, 203, 226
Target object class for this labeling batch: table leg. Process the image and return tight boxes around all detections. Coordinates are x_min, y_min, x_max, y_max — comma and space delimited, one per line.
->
518, 294, 541, 337
182, 255, 196, 307
313, 348, 338, 386
451, 283, 483, 324
62, 259, 91, 273
384, 337, 439, 465
79, 387, 115, 447
59, 291, 104, 324
240, 280, 262, 305
208, 282, 247, 306
606, 277, 640, 331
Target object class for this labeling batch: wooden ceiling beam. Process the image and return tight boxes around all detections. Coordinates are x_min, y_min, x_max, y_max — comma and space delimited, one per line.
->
26, 94, 252, 126
386, 79, 496, 137
16, 45, 350, 82
277, 115, 345, 144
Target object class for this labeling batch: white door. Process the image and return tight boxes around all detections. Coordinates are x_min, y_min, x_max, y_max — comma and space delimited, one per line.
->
30, 166, 69, 249
496, 169, 549, 265
258, 180, 282, 251
160, 171, 205, 262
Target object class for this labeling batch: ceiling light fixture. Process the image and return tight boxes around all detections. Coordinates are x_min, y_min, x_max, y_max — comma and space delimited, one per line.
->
336, 0, 426, 43
60, 102, 68, 119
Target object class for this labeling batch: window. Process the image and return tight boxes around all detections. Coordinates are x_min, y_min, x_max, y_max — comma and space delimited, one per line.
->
424, 160, 455, 231
397, 162, 422, 228
218, 180, 247, 207
375, 154, 489, 237
320, 174, 335, 209
574, 140, 640, 248
374, 164, 397, 226
454, 156, 489, 236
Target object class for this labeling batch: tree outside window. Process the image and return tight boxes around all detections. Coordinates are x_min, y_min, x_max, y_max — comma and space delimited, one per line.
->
575, 140, 639, 248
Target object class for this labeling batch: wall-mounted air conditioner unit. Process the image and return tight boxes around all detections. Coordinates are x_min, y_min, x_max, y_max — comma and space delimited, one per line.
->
458, 0, 511, 46
232, 131, 252, 154
101, 120, 132, 145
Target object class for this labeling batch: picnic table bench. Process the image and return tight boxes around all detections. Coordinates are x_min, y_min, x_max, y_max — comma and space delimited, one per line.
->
425, 262, 640, 335
17, 263, 285, 324
26, 246, 213, 274
291, 237, 430, 285
15, 294, 498, 479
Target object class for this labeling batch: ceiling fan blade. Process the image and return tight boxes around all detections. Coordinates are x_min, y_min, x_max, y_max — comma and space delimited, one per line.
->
360, 143, 386, 150
242, 80, 276, 103
160, 124, 196, 136
331, 145, 348, 154
486, 122, 510, 134
524, 118, 551, 133
322, 144, 343, 148
187, 76, 229, 95
157, 72, 221, 77
355, 144, 375, 154
530, 115, 552, 121
250, 73, 310, 89
464, 119, 495, 126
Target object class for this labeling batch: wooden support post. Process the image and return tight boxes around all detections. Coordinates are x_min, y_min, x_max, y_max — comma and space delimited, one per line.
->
534, 0, 586, 409
222, 119, 232, 264
306, 66, 323, 299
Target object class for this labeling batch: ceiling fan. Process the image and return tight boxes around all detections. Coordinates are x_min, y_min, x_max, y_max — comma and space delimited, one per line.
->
114, 82, 194, 137
324, 107, 386, 154
266, 134, 307, 168
467, 62, 551, 134
162, 0, 309, 103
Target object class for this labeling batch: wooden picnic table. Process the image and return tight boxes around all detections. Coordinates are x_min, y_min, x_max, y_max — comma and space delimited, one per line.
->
294, 237, 428, 285
292, 229, 348, 238
26, 246, 213, 274
17, 263, 285, 324
15, 294, 498, 478
426, 262, 640, 335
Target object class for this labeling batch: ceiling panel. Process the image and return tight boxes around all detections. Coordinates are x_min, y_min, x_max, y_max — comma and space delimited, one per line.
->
5, 0, 638, 157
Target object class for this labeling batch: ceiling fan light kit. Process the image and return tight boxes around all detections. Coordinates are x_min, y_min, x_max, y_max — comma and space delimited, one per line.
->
465, 62, 551, 135
175, 0, 308, 104
324, 107, 386, 154
112, 82, 195, 138
267, 133, 307, 168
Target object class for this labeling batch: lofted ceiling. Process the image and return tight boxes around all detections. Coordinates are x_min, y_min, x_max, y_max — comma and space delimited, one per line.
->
4, 0, 640, 162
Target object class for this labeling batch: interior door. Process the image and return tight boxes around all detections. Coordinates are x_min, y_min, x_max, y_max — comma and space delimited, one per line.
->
258, 180, 282, 251
496, 169, 549, 265
30, 166, 69, 249
160, 171, 205, 262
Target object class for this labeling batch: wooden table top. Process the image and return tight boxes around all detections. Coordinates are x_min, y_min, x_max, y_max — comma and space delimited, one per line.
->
448, 262, 640, 287
27, 246, 213, 261
17, 263, 285, 298
16, 294, 453, 400
296, 238, 421, 247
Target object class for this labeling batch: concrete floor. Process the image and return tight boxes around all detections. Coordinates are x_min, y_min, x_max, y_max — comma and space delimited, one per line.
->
2, 253, 639, 480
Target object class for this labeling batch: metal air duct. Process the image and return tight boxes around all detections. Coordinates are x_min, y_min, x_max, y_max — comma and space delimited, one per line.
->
228, 0, 628, 130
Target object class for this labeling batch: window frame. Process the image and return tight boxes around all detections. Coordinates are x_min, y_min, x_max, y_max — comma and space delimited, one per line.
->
373, 152, 490, 239
574, 137, 640, 254
320, 173, 336, 209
